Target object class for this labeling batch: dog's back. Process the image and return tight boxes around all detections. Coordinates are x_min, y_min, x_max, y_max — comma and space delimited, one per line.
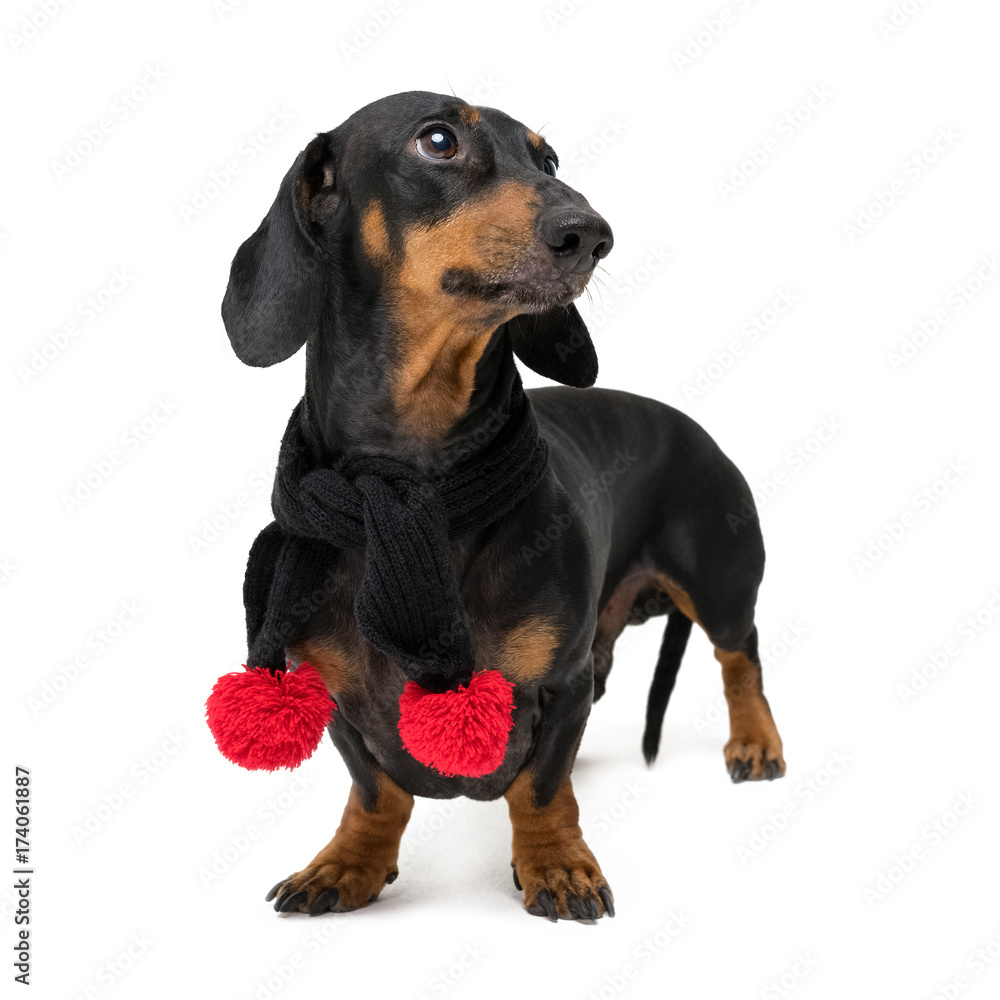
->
531, 385, 765, 612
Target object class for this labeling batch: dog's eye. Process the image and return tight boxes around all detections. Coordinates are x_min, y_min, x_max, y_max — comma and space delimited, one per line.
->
416, 127, 458, 160
543, 156, 558, 177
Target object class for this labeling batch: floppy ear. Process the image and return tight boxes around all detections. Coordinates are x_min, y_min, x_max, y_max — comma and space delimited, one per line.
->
506, 303, 598, 388
222, 135, 338, 367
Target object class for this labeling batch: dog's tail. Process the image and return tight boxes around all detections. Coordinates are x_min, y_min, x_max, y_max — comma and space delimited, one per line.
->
642, 611, 694, 764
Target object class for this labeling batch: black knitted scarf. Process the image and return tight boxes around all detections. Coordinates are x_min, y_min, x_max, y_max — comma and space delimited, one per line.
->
243, 378, 549, 693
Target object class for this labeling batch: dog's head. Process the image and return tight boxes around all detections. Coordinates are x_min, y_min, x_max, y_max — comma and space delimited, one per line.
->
223, 91, 613, 427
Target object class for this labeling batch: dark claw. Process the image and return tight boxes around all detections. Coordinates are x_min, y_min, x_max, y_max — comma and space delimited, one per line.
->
730, 759, 752, 783
598, 886, 616, 918
566, 894, 590, 920
385, 870, 398, 884
368, 893, 379, 903
277, 890, 307, 913
583, 892, 601, 920
265, 880, 287, 903
511, 864, 522, 891
531, 888, 558, 922
308, 889, 335, 915
765, 759, 781, 780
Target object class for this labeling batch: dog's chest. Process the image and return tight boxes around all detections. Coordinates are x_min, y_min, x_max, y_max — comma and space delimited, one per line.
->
284, 546, 567, 794
288, 537, 577, 706
288, 561, 565, 701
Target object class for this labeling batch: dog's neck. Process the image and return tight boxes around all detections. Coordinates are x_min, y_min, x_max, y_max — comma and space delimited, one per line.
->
301, 316, 522, 473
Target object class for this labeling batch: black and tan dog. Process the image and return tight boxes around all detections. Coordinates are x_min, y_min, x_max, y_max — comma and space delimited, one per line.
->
222, 91, 785, 922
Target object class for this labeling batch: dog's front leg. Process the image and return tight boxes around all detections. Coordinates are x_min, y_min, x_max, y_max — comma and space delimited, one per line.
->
506, 773, 614, 921
267, 771, 413, 914
505, 661, 614, 921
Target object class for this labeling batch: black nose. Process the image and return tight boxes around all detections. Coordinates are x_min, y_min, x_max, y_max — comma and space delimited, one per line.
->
540, 210, 614, 274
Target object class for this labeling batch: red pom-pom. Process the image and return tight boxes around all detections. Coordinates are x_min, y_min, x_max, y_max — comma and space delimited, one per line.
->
397, 670, 515, 778
205, 661, 334, 771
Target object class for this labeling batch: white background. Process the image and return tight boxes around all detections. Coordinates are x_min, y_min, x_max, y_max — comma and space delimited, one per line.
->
5, 0, 1000, 997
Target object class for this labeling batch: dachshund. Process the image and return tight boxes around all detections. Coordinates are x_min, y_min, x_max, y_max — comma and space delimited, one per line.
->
221, 91, 786, 922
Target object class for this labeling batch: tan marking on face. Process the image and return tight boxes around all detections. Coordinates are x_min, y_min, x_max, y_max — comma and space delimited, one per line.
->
397, 181, 538, 292
459, 104, 480, 125
496, 617, 559, 683
527, 129, 544, 148
360, 200, 391, 264
388, 181, 540, 440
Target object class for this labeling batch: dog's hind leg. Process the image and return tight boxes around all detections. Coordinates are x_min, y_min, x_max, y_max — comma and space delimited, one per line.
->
714, 625, 785, 782
658, 578, 785, 783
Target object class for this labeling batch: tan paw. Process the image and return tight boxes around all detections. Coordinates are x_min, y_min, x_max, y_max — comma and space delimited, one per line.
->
512, 840, 614, 921
725, 738, 786, 782
265, 857, 398, 914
